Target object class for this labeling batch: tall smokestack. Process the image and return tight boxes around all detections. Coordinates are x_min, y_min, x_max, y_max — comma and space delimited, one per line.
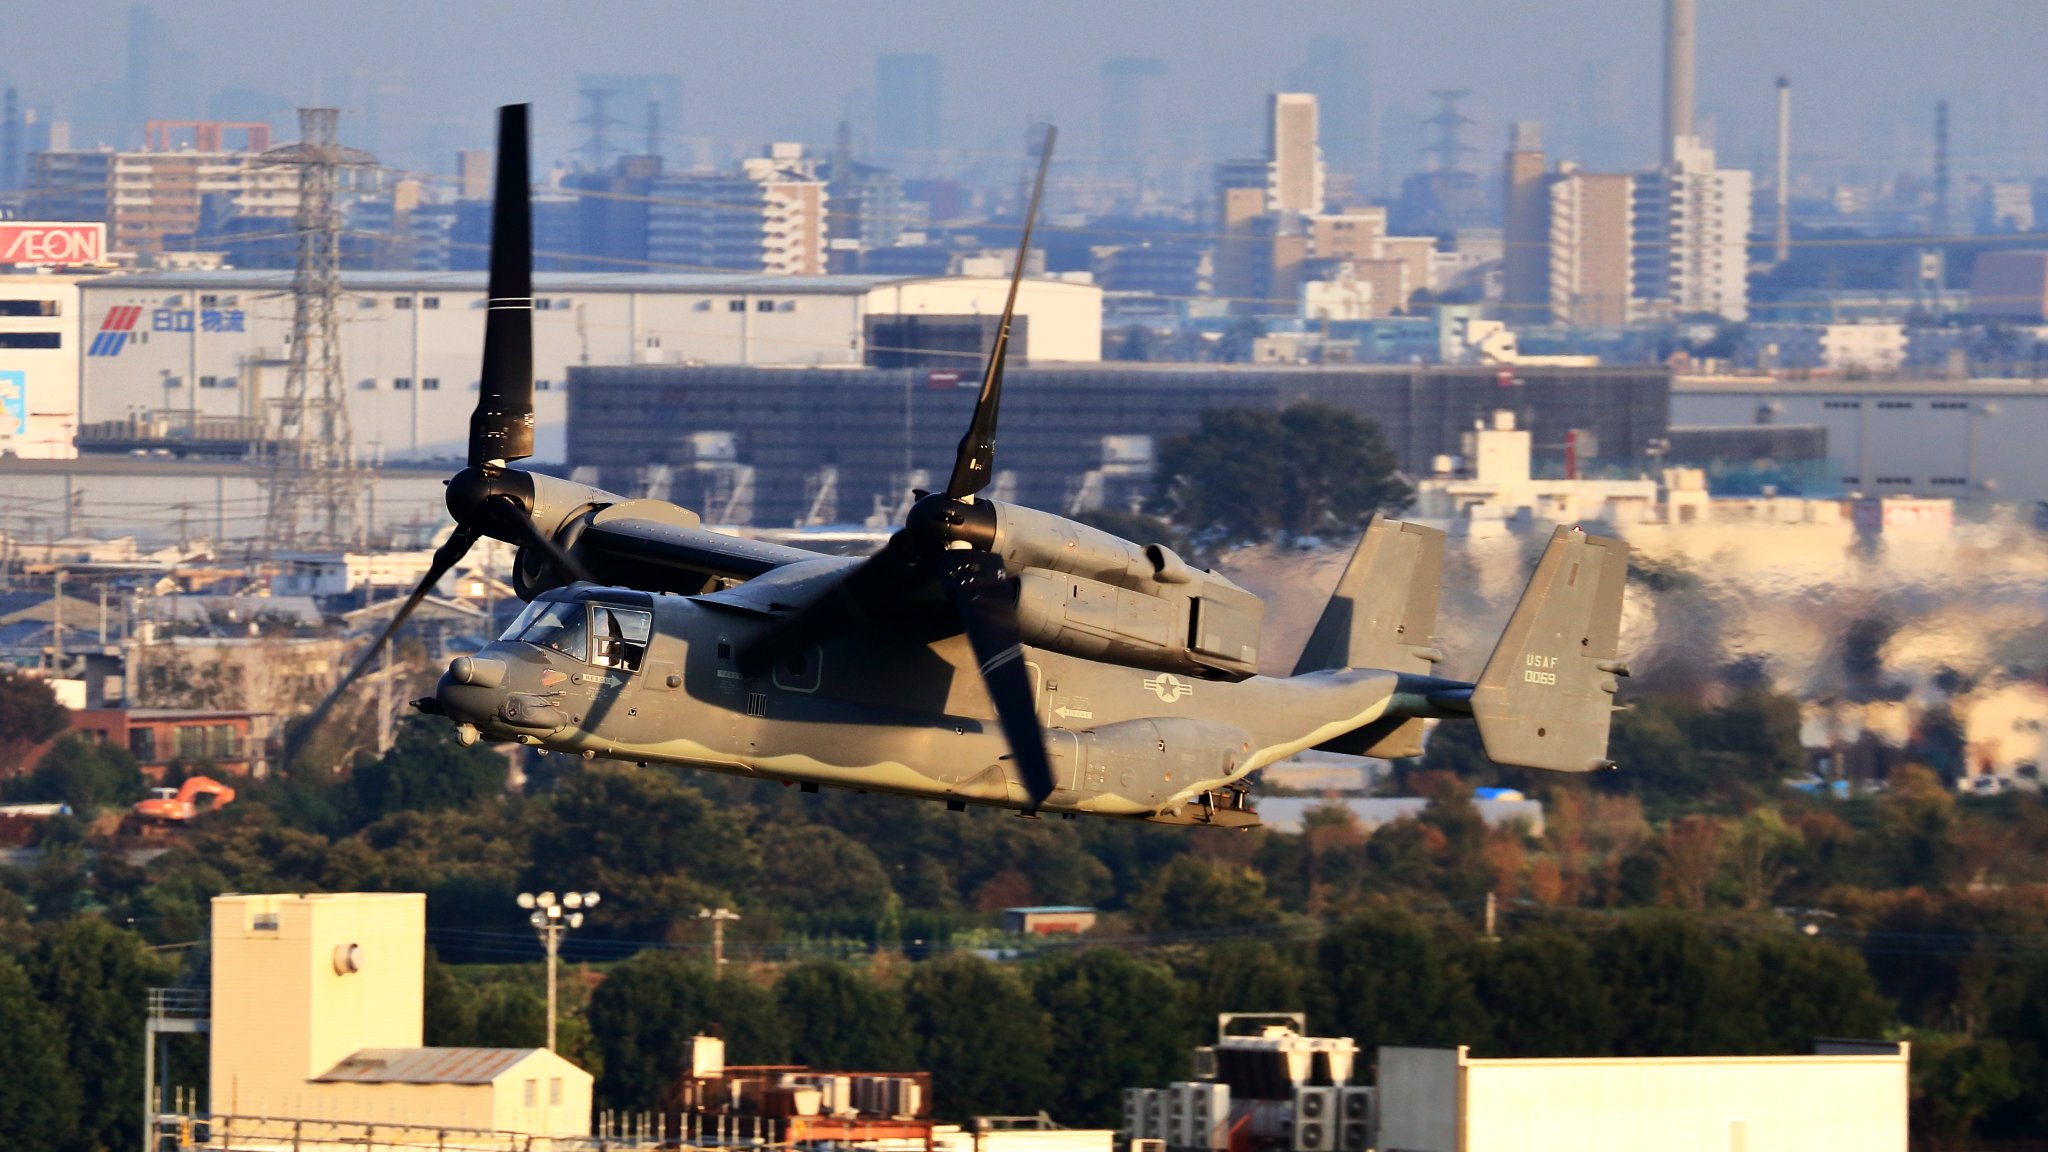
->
1663, 0, 1696, 166
1932, 99, 1951, 235
1774, 76, 1791, 265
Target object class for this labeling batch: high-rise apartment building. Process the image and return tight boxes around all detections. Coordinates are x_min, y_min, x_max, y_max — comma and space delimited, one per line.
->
876, 53, 941, 171
648, 143, 827, 275
1288, 36, 1371, 174
1548, 169, 1635, 328
26, 132, 301, 257
1632, 136, 1751, 321
1501, 122, 1551, 325
1268, 93, 1324, 215
1100, 56, 1166, 181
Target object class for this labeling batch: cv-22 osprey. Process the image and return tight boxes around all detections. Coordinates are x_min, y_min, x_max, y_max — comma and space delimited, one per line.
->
314, 105, 1630, 827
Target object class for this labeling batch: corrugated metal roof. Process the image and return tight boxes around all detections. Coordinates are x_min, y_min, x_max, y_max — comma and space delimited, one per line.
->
315, 1047, 539, 1085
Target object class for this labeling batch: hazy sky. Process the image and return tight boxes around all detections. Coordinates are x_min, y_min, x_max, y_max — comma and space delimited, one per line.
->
6, 1, 2045, 187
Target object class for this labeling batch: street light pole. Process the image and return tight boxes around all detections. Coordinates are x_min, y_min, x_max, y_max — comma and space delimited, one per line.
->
517, 889, 600, 1051
696, 906, 740, 969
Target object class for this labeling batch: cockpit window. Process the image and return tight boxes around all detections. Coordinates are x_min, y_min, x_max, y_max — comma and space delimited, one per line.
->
590, 605, 654, 672
502, 599, 589, 662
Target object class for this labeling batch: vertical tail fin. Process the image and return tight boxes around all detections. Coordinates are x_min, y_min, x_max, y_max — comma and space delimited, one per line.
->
1470, 526, 1630, 772
1292, 515, 1447, 675
1296, 516, 1446, 760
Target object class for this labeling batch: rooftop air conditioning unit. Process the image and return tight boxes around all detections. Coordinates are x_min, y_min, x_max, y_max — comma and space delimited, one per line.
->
1293, 1087, 1338, 1152
1337, 1087, 1375, 1151
1125, 1089, 1152, 1139
1186, 1081, 1231, 1150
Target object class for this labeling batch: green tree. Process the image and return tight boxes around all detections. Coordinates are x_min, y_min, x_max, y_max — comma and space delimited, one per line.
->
422, 950, 479, 1045
776, 960, 915, 1070
349, 717, 510, 824
1130, 855, 1281, 934
585, 951, 788, 1109
903, 953, 1053, 1120
1317, 910, 1485, 1051
527, 767, 761, 941
1590, 913, 1767, 1055
0, 671, 69, 773
752, 824, 894, 921
1152, 404, 1410, 543
1469, 930, 1618, 1056
13, 734, 144, 812
1743, 934, 1891, 1052
25, 918, 173, 1152
1910, 1031, 2022, 1146
0, 955, 80, 1150
1031, 949, 1188, 1124
474, 981, 549, 1048
1180, 941, 1323, 1029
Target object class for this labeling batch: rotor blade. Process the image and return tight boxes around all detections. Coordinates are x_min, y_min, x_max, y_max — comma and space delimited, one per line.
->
493, 494, 593, 584
733, 534, 918, 672
945, 124, 1057, 500
938, 551, 1056, 811
469, 103, 535, 467
295, 523, 482, 757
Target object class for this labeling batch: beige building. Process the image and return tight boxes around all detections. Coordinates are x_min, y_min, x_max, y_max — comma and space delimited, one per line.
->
1548, 169, 1635, 328
1501, 123, 1551, 326
1267, 93, 1324, 216
1377, 1043, 1908, 1152
208, 892, 591, 1147
28, 140, 299, 259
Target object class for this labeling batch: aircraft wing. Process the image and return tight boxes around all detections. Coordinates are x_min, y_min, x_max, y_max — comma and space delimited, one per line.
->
577, 515, 823, 590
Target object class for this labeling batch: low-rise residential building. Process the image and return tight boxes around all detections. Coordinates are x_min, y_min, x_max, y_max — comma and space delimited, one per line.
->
1737, 323, 1907, 374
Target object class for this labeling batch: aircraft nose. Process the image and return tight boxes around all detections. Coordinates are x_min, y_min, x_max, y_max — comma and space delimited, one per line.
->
434, 656, 509, 727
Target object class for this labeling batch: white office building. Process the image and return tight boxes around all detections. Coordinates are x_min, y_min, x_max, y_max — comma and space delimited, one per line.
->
0, 272, 85, 458
73, 270, 1102, 464
1632, 137, 1752, 321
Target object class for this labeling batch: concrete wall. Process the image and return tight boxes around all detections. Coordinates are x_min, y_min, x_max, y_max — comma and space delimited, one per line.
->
1460, 1053, 1907, 1152
1375, 1045, 1908, 1152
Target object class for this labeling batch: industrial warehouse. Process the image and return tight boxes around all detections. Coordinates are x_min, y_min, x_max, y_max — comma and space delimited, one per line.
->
153, 893, 1909, 1151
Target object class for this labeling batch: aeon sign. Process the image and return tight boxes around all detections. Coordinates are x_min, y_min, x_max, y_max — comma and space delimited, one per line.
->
0, 222, 106, 266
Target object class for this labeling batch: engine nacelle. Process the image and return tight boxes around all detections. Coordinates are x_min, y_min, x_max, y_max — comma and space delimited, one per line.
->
992, 502, 1264, 679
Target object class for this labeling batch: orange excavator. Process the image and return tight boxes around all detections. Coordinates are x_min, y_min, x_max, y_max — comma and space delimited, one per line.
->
131, 776, 236, 824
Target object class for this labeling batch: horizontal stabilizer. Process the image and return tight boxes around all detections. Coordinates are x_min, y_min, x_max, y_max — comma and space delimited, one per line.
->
1471, 526, 1629, 772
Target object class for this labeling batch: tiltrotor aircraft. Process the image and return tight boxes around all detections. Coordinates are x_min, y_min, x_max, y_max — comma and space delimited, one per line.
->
318, 104, 1631, 827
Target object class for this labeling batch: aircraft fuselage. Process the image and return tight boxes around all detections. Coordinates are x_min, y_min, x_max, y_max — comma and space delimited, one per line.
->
432, 582, 1404, 823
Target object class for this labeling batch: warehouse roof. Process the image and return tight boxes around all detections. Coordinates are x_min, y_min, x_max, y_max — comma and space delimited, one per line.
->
315, 1047, 539, 1085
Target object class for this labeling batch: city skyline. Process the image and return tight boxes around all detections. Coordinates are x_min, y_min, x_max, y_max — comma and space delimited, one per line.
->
2, 0, 2044, 187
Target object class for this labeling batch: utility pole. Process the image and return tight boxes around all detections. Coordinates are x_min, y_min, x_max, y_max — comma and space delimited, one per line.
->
697, 906, 740, 969
260, 108, 375, 550
518, 890, 600, 1052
